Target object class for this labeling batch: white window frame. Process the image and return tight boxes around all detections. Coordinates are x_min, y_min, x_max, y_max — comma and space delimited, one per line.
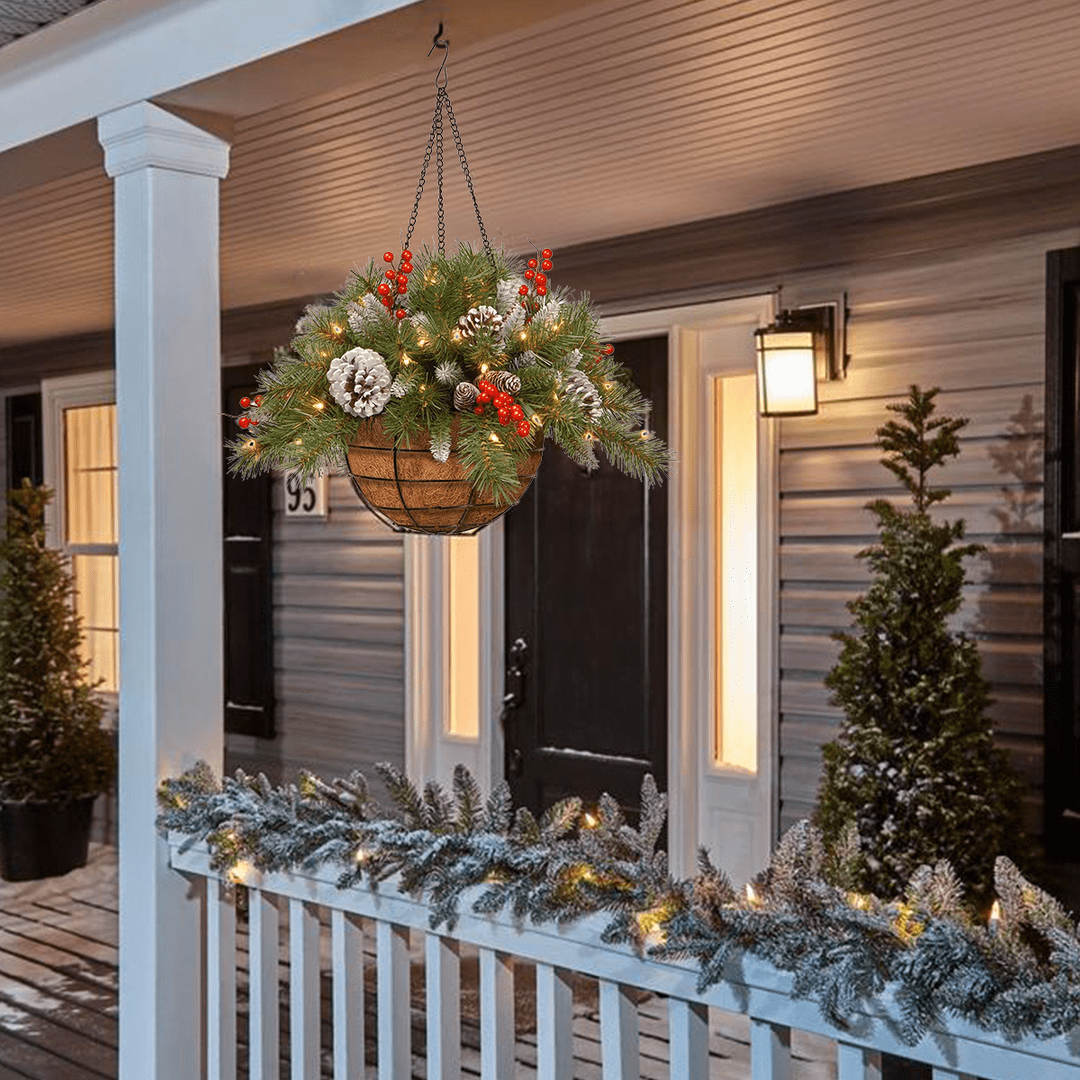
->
42, 370, 119, 710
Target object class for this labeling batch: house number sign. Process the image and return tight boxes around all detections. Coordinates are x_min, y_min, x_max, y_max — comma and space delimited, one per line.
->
284, 474, 328, 518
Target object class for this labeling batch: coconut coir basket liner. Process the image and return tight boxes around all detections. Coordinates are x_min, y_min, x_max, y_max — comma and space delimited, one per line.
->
346, 417, 542, 535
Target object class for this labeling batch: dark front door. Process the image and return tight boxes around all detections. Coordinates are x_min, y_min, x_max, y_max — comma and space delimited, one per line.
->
502, 335, 668, 817
1045, 247, 1080, 857
222, 364, 274, 738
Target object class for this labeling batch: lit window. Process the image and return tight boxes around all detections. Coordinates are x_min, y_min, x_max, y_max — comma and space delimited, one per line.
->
63, 404, 119, 693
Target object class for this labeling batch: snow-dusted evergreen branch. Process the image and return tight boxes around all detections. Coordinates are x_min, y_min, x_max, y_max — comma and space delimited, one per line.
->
158, 762, 1080, 1045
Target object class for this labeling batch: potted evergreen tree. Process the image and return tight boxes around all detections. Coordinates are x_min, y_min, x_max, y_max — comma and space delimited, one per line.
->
0, 481, 116, 881
815, 386, 1025, 904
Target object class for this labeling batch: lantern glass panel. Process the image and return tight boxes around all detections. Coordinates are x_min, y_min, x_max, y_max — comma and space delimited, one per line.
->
756, 330, 817, 415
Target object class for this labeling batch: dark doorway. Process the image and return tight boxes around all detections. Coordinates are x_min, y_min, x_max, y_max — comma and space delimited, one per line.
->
1045, 246, 1080, 858
502, 335, 668, 818
222, 364, 275, 739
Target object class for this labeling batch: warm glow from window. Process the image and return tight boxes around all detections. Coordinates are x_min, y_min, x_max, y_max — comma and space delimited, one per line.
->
64, 405, 119, 692
447, 536, 481, 738
715, 374, 757, 771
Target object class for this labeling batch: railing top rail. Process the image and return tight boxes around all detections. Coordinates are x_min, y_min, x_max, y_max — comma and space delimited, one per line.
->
170, 838, 1080, 1080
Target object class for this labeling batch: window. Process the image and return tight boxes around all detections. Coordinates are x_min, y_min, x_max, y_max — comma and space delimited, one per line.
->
42, 375, 119, 696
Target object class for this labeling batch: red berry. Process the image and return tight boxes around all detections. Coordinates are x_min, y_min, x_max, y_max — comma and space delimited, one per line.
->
517, 420, 531, 437
250, 418, 259, 426
476, 393, 491, 404
527, 258, 538, 269
519, 285, 529, 296
237, 416, 251, 429
395, 308, 407, 319
381, 296, 393, 307
254, 395, 263, 406
478, 380, 494, 393
498, 410, 511, 425
383, 252, 395, 262
386, 269, 397, 280
494, 392, 510, 407
397, 283, 408, 294
536, 285, 548, 296
474, 406, 484, 415
401, 249, 413, 261
239, 396, 251, 409
541, 259, 553, 271
541, 248, 553, 259
535, 273, 547, 286
602, 343, 615, 354
401, 263, 414, 275
396, 274, 408, 286
524, 269, 535, 281
377, 282, 391, 296
510, 405, 524, 420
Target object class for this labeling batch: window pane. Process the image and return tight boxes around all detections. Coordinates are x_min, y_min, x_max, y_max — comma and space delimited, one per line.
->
715, 374, 758, 772
72, 553, 119, 693
65, 404, 117, 545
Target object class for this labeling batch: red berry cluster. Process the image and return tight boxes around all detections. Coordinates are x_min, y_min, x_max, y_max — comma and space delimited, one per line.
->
236, 394, 264, 429
378, 250, 413, 319
518, 247, 554, 300
473, 379, 530, 438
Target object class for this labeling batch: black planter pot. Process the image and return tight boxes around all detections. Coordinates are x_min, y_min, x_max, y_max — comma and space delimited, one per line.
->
0, 795, 96, 882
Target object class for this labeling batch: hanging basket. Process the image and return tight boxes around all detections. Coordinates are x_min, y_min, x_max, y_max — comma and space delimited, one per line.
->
347, 417, 543, 536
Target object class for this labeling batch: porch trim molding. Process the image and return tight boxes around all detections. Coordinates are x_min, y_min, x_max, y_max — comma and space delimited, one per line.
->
98, 100, 231, 1080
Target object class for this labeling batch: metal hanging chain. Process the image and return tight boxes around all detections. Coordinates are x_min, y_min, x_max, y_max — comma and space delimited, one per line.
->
401, 27, 494, 264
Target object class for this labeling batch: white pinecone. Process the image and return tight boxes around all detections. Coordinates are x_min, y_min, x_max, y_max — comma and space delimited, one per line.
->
453, 381, 480, 410
498, 303, 527, 344
561, 369, 603, 420
327, 348, 393, 418
457, 305, 503, 339
512, 349, 541, 370
496, 278, 528, 314
487, 370, 521, 395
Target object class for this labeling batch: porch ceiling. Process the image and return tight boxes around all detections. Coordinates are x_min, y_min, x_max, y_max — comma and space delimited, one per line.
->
0, 0, 99, 48
4, 0, 1080, 347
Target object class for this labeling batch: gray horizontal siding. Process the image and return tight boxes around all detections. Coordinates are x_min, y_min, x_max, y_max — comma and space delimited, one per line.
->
772, 229, 1064, 836
225, 475, 404, 792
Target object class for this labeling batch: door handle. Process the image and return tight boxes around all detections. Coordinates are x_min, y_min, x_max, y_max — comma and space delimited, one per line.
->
503, 637, 528, 711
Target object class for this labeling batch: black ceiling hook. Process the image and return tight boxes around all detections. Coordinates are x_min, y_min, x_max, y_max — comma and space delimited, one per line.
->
428, 22, 449, 88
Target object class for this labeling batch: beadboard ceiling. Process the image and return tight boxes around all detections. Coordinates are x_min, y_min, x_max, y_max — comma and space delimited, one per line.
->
4, 0, 1080, 346
0, 0, 98, 48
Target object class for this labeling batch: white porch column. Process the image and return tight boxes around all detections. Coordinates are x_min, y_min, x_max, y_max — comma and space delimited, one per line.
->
98, 101, 230, 1080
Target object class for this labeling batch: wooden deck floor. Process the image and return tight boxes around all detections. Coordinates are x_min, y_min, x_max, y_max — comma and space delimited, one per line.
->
0, 844, 837, 1079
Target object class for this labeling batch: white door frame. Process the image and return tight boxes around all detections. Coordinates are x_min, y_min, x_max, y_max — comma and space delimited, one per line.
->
405, 293, 778, 879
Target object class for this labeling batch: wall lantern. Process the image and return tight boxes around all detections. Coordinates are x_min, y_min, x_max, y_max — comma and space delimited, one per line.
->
755, 298, 848, 417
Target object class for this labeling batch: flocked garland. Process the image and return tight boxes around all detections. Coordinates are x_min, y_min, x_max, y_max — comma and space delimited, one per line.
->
158, 763, 1080, 1047
228, 243, 669, 503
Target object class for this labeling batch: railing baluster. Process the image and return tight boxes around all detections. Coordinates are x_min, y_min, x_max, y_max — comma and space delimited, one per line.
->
479, 947, 515, 1079
289, 899, 321, 1080
750, 1017, 792, 1080
331, 909, 364, 1080
376, 920, 411, 1080
425, 933, 461, 1080
931, 1069, 976, 1080
535, 962, 573, 1080
668, 997, 708, 1077
248, 887, 280, 1080
598, 979, 639, 1080
837, 1042, 883, 1080
206, 877, 236, 1080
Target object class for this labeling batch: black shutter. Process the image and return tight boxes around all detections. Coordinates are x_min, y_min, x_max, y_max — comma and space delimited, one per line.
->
222, 364, 275, 738
1044, 246, 1080, 856
6, 393, 43, 490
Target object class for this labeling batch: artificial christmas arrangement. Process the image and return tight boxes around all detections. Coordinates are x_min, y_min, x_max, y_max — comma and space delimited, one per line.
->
0, 482, 115, 880
814, 386, 1025, 905
160, 760, 1080, 1045
228, 44, 668, 534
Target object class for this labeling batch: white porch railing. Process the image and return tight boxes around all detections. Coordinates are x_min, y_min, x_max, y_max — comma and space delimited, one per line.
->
170, 840, 1080, 1080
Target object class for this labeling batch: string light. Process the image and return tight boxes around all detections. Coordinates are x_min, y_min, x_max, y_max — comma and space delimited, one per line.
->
314, 401, 325, 410
519, 331, 527, 341
989, 900, 1002, 934
745, 882, 760, 905
489, 433, 500, 443
480, 363, 489, 373
582, 810, 598, 829
331, 324, 343, 335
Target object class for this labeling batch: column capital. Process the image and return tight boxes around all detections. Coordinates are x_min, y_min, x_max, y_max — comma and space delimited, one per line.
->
98, 100, 230, 179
